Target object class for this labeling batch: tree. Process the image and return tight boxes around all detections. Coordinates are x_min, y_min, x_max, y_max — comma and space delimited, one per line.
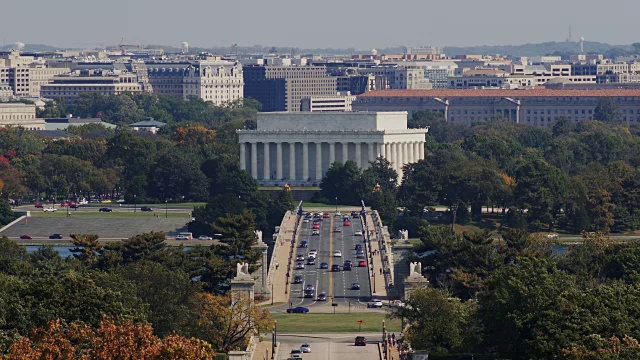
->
8, 317, 215, 359
189, 292, 273, 353
593, 97, 623, 123
409, 110, 445, 129
391, 288, 479, 355
0, 200, 15, 226
320, 161, 363, 205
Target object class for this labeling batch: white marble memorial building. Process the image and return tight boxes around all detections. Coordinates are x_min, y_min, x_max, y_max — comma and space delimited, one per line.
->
237, 112, 428, 186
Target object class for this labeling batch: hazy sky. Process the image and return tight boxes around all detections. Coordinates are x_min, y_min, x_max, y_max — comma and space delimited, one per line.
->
3, 0, 639, 50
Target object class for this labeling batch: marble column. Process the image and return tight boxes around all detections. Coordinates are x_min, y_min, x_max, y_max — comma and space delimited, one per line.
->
250, 142, 257, 179
302, 142, 309, 181
376, 143, 383, 158
419, 141, 425, 160
239, 143, 246, 171
289, 142, 296, 180
263, 142, 270, 180
407, 142, 414, 164
383, 143, 390, 163
315, 142, 322, 180
355, 142, 362, 167
368, 142, 375, 165
342, 142, 348, 163
403, 142, 410, 165
276, 142, 283, 180
394, 142, 402, 173
413, 142, 420, 163
329, 143, 336, 166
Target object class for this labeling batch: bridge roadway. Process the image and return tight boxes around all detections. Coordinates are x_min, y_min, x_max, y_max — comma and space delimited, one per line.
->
286, 212, 383, 313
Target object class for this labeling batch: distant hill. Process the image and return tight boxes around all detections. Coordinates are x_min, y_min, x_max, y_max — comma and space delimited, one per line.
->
442, 41, 633, 57
0, 43, 62, 52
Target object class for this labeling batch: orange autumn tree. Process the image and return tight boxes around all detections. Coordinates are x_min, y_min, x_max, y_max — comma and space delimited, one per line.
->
170, 126, 217, 146
190, 292, 274, 353
8, 317, 215, 360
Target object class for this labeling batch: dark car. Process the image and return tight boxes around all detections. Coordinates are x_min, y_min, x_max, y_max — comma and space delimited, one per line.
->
34, 203, 43, 208
304, 289, 314, 298
299, 240, 308, 248
332, 264, 341, 272
99, 207, 113, 212
317, 292, 327, 301
343, 262, 352, 271
355, 244, 363, 251
351, 283, 361, 290
355, 336, 367, 346
49, 234, 63, 239
20, 234, 32, 239
320, 262, 329, 269
140, 206, 153, 212
294, 275, 304, 284
286, 306, 310, 313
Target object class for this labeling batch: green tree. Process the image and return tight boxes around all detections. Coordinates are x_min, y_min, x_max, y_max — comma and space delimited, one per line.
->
0, 200, 15, 226
320, 161, 363, 205
593, 97, 623, 123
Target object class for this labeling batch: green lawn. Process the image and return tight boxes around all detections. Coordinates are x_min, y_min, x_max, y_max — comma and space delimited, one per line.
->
31, 211, 190, 218
259, 186, 320, 191
272, 313, 401, 333
81, 202, 204, 208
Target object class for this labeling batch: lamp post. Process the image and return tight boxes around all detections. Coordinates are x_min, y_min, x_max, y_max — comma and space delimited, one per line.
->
335, 197, 338, 213
165, 200, 168, 218
134, 195, 137, 213
274, 320, 277, 346
271, 324, 275, 359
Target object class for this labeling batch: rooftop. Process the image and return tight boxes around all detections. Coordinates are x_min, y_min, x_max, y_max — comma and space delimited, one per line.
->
358, 89, 640, 98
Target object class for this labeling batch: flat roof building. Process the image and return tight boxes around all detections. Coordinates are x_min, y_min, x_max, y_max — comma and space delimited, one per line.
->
353, 89, 640, 127
0, 103, 45, 130
237, 112, 428, 186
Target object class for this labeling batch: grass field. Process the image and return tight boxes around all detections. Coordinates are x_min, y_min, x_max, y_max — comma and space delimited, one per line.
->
271, 313, 401, 333
80, 202, 205, 208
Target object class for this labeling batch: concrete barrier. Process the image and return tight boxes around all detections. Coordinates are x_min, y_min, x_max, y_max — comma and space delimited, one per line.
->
0, 215, 26, 234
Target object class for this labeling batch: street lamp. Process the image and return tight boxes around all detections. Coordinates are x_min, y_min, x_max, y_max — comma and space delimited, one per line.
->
165, 200, 168, 218
271, 324, 275, 359
274, 320, 277, 346
134, 195, 137, 213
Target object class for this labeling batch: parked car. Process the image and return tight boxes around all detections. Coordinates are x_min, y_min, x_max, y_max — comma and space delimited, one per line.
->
367, 300, 383, 308
34, 203, 43, 208
286, 307, 310, 314
98, 207, 112, 212
355, 336, 367, 346
49, 234, 63, 239
20, 235, 32, 239
140, 206, 153, 212
175, 235, 189, 240
42, 207, 57, 212
198, 235, 213, 240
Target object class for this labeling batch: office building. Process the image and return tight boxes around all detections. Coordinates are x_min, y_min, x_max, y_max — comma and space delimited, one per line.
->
352, 89, 640, 127
40, 69, 144, 103
300, 93, 356, 112
243, 65, 337, 112
146, 59, 243, 105
356, 67, 432, 90
237, 112, 428, 185
0, 51, 69, 97
0, 103, 44, 130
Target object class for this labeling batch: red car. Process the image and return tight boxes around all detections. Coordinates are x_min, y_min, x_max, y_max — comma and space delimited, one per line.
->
34, 203, 43, 208
312, 223, 320, 229
20, 235, 32, 239
343, 221, 351, 226
359, 260, 367, 267
322, 213, 330, 218
61, 202, 69, 207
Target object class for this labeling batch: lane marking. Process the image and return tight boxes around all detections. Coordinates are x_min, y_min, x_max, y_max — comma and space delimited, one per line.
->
328, 216, 334, 299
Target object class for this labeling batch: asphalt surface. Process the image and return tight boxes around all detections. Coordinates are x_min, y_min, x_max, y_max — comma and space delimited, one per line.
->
273, 333, 381, 360
284, 212, 380, 313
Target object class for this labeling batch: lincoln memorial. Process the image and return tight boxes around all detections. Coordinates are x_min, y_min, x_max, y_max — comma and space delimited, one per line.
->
237, 112, 428, 186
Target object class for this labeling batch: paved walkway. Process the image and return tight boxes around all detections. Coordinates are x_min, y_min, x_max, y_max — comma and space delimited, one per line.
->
252, 340, 276, 360
269, 213, 299, 305
366, 213, 389, 301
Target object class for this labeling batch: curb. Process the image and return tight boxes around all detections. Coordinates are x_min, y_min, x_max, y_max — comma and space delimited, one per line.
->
0, 215, 26, 234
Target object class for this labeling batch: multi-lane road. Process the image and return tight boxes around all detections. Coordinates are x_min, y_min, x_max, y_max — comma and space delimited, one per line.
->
285, 211, 379, 312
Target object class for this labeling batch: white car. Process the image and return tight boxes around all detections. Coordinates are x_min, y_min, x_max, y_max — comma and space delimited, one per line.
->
308, 250, 318, 258
334, 212, 341, 217
43, 207, 57, 212
333, 250, 342, 257
367, 300, 383, 308
198, 235, 213, 240
312, 229, 320, 235
300, 343, 311, 353
175, 235, 189, 240
303, 219, 309, 223
354, 231, 363, 236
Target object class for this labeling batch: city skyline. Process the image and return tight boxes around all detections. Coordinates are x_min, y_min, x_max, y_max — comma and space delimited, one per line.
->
2, 0, 639, 50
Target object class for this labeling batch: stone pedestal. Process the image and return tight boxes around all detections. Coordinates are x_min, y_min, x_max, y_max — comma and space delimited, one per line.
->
404, 262, 429, 300
230, 263, 256, 304
228, 351, 248, 360
391, 240, 414, 299
251, 230, 269, 295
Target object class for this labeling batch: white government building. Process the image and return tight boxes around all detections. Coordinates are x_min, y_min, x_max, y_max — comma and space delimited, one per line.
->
237, 112, 428, 186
